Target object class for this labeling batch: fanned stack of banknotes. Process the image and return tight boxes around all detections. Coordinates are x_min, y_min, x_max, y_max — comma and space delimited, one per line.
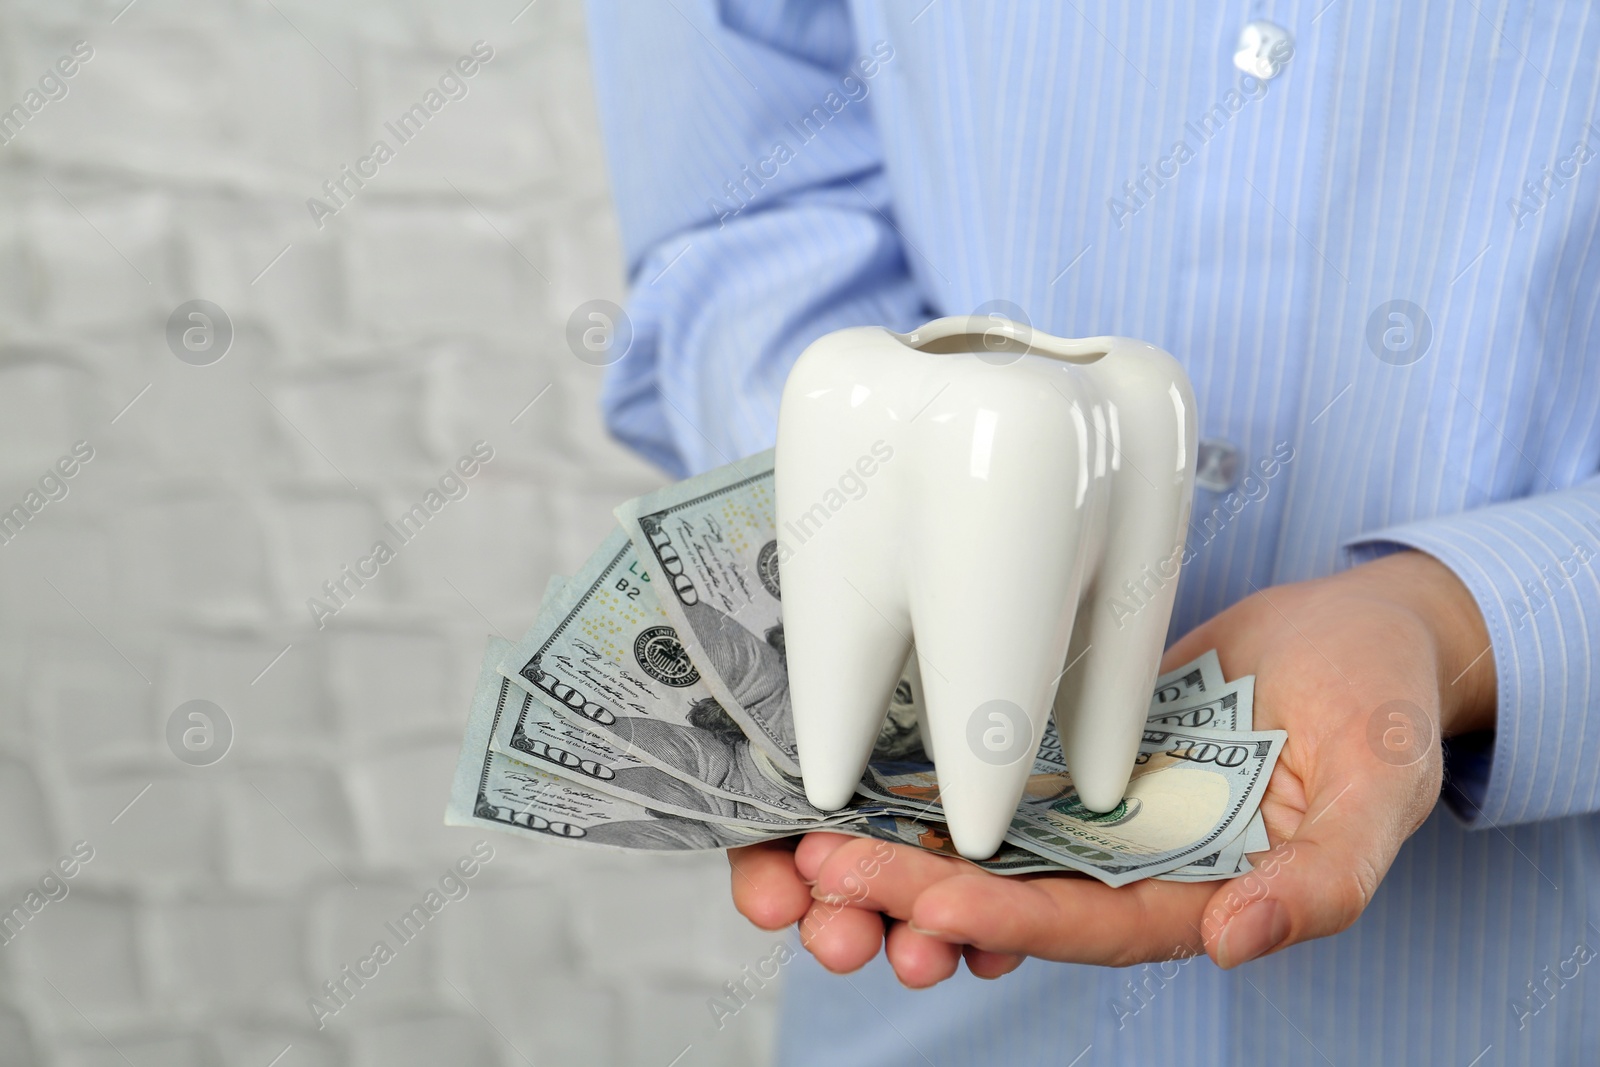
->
447, 451, 1286, 886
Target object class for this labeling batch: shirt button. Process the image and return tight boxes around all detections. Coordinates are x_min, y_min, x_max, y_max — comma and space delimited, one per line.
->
1234, 20, 1293, 79
1195, 439, 1242, 493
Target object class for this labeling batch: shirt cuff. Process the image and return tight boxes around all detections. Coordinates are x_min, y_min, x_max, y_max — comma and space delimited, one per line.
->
1343, 480, 1600, 829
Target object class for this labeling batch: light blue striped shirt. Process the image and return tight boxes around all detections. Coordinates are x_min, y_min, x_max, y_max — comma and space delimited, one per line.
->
585, 1, 1600, 1063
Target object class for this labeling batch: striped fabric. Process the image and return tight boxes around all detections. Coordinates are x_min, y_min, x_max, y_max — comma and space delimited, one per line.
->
585, 1, 1600, 1063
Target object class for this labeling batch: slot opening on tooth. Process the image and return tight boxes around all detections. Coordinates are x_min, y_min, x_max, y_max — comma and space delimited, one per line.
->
896, 320, 1111, 364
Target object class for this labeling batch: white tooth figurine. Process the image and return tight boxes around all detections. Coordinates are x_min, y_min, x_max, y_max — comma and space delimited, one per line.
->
775, 317, 1197, 859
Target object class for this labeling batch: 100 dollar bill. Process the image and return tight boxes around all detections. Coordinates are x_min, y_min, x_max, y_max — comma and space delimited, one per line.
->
613, 451, 803, 774
496, 528, 826, 821
467, 543, 1273, 883
450, 635, 793, 852
859, 724, 1284, 886
1008, 726, 1283, 885
456, 634, 1081, 875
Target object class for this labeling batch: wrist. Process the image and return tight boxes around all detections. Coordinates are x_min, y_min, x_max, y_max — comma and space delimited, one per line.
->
1350, 550, 1497, 736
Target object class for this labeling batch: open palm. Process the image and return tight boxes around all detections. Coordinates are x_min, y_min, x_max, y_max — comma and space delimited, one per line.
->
728, 550, 1494, 985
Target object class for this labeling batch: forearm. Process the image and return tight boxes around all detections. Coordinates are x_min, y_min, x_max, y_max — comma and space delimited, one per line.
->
586, 0, 922, 474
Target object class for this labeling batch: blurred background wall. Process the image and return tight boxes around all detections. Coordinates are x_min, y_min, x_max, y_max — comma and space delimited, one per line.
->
0, 1, 781, 1064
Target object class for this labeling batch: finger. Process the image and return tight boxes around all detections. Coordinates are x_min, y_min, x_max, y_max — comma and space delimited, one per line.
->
728, 841, 810, 930
794, 832, 857, 884
1160, 593, 1278, 679
911, 872, 1211, 967
811, 837, 973, 919
797, 898, 885, 974
1202, 732, 1436, 968
885, 920, 962, 988
962, 945, 1024, 980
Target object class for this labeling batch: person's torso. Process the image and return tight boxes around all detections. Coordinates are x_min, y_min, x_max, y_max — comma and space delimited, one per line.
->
774, 6, 1600, 1064
845, 0, 1600, 636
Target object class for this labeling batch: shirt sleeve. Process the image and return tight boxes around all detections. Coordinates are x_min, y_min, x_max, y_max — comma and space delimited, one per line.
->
585, 0, 929, 476
1343, 477, 1600, 829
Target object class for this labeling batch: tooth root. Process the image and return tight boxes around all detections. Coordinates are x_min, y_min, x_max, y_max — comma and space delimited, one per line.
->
909, 401, 1095, 859
1055, 370, 1196, 812
775, 359, 911, 811
783, 567, 911, 810
1054, 559, 1174, 813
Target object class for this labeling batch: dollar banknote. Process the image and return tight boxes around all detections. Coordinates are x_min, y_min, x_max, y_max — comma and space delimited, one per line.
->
1142, 676, 1270, 859
488, 576, 817, 827
1008, 725, 1283, 885
858, 724, 1285, 886
500, 660, 835, 829
508, 559, 1260, 883
492, 574, 1262, 884
496, 523, 931, 820
1032, 647, 1271, 874
455, 633, 1091, 875
613, 450, 803, 774
1047, 674, 1270, 878
494, 527, 831, 822
449, 634, 794, 852
486, 593, 1267, 882
1038, 660, 1269, 870
459, 624, 1278, 883
450, 450, 1290, 886
1041, 674, 1270, 873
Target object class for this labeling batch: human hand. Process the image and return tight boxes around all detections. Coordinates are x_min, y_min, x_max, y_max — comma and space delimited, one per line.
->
727, 549, 1496, 985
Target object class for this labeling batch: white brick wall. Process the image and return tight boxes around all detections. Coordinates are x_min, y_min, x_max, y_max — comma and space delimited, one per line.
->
0, 2, 782, 1064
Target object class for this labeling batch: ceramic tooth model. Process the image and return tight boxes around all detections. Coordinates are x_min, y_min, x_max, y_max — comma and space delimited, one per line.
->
774, 316, 1197, 859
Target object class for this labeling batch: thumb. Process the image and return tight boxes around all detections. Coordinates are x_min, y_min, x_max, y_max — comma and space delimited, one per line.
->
1159, 613, 1226, 674
1160, 588, 1284, 677
1199, 743, 1430, 968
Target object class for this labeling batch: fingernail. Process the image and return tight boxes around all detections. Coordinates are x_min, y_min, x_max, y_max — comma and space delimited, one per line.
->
1217, 900, 1289, 968
810, 886, 851, 904
907, 922, 952, 939
798, 876, 817, 887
